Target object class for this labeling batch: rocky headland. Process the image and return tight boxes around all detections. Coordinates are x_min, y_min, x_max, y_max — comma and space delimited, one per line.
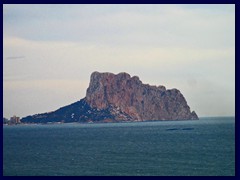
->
21, 72, 198, 123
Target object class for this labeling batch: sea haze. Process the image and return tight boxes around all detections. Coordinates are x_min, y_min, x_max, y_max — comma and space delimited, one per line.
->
3, 117, 235, 176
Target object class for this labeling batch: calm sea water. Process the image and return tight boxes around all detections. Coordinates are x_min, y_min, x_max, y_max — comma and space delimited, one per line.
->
3, 117, 235, 176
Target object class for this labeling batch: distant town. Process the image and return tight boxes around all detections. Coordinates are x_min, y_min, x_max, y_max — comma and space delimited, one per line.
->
3, 116, 66, 125
3, 115, 21, 125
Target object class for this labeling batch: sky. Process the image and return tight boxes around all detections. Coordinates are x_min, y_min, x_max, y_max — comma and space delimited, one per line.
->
3, 4, 235, 119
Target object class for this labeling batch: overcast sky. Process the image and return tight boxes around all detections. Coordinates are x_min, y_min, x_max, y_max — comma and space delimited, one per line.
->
3, 4, 235, 119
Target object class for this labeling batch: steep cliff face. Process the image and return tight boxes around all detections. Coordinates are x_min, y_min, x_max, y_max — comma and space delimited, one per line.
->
21, 71, 198, 123
86, 71, 198, 121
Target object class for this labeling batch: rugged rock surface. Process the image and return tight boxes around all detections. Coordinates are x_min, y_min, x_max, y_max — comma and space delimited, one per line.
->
86, 72, 198, 121
21, 72, 198, 123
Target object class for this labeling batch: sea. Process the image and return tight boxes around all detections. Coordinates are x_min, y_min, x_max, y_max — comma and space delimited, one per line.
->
3, 117, 235, 176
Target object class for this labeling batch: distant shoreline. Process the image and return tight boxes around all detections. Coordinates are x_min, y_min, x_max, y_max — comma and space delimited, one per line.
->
3, 116, 235, 126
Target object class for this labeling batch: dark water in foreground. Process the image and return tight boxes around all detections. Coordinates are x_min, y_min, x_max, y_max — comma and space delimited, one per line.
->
3, 117, 235, 176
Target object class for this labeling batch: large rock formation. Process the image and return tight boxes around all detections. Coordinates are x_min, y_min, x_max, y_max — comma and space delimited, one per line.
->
21, 72, 198, 123
86, 71, 198, 121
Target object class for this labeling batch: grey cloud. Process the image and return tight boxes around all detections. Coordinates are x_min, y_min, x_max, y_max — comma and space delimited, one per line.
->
6, 56, 25, 60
